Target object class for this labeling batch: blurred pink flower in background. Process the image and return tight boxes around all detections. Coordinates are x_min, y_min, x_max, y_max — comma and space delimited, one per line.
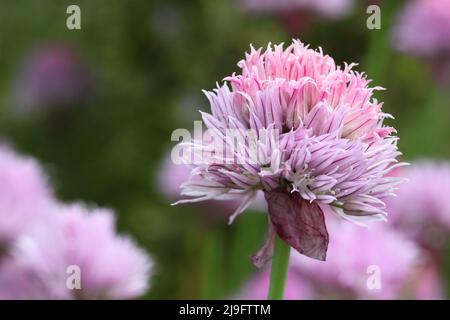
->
236, 0, 355, 19
413, 263, 443, 300
392, 0, 450, 57
176, 40, 404, 264
392, 0, 450, 84
0, 147, 153, 299
11, 44, 93, 113
387, 162, 450, 254
0, 204, 152, 299
290, 220, 425, 299
0, 145, 52, 253
240, 218, 443, 299
235, 0, 355, 35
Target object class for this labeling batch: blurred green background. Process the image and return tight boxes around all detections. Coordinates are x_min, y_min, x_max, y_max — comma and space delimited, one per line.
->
0, 0, 449, 299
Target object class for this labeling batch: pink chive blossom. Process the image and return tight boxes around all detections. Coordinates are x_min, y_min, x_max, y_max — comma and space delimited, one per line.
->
159, 152, 266, 216
236, 0, 355, 19
175, 40, 404, 265
0, 203, 152, 299
159, 152, 240, 215
0, 145, 52, 253
387, 162, 450, 253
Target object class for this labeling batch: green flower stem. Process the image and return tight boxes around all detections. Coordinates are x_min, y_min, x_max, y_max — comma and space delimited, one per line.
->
201, 228, 224, 299
268, 236, 291, 300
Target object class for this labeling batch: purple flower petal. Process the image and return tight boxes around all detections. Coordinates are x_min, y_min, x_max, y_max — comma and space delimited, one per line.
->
265, 189, 329, 261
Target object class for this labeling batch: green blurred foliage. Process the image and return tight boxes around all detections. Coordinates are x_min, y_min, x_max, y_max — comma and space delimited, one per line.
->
0, 0, 449, 299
